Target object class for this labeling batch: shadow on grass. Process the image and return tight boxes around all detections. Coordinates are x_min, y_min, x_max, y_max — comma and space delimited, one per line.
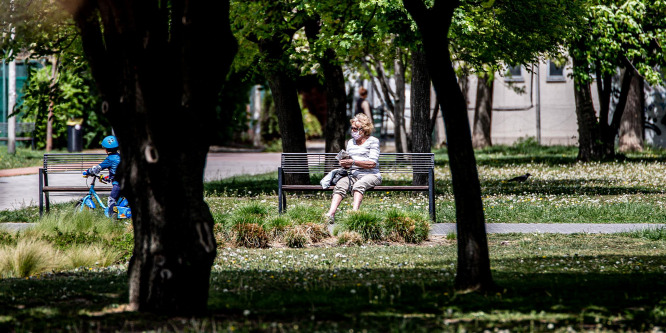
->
3, 255, 665, 331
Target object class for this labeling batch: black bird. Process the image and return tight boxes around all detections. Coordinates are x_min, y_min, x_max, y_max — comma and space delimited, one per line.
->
507, 173, 531, 182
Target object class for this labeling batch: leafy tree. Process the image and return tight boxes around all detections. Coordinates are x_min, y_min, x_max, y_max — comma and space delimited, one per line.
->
62, 0, 237, 314
571, 0, 666, 160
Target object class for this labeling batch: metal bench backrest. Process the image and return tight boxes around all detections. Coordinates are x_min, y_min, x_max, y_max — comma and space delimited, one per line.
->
0, 122, 35, 135
281, 153, 435, 174
43, 153, 108, 173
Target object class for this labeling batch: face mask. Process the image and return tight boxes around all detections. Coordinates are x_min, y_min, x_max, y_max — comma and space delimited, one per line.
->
351, 130, 362, 141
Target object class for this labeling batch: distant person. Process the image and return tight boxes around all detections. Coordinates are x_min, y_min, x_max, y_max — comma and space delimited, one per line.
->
324, 114, 381, 223
355, 87, 373, 120
83, 135, 121, 217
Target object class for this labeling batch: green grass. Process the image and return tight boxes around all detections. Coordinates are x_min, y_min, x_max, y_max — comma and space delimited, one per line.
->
1, 233, 665, 331
0, 146, 45, 170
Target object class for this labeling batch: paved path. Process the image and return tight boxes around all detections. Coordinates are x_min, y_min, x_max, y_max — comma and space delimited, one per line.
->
0, 152, 283, 211
1, 222, 663, 234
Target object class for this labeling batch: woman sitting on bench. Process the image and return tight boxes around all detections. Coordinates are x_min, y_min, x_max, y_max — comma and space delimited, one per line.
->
324, 114, 381, 223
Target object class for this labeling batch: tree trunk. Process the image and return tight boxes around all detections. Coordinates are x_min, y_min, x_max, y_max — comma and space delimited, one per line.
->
403, 0, 494, 292
411, 49, 431, 186
304, 19, 347, 154
618, 71, 644, 152
267, 72, 310, 184
68, 0, 236, 315
571, 56, 602, 161
472, 74, 493, 148
394, 51, 408, 153
606, 67, 635, 156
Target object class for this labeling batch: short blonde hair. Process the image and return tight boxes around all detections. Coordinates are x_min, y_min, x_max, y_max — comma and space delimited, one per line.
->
351, 113, 374, 136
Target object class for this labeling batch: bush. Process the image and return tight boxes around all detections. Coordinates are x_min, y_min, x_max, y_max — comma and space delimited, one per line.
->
234, 223, 269, 248
336, 231, 363, 246
383, 209, 430, 244
339, 211, 383, 241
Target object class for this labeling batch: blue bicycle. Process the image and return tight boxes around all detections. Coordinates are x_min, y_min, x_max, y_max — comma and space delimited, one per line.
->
75, 173, 132, 219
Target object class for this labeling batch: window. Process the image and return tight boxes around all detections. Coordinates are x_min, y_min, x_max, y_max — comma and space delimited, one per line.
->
505, 64, 524, 82
547, 60, 566, 82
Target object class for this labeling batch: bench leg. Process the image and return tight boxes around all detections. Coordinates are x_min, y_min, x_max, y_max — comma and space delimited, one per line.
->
278, 167, 284, 213
44, 171, 50, 213
429, 169, 436, 222
39, 168, 44, 217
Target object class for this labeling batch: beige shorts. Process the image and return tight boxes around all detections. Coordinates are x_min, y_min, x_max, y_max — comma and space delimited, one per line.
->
333, 174, 382, 198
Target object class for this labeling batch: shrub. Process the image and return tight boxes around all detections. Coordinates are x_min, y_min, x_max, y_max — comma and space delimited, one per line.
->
0, 239, 59, 278
234, 223, 269, 248
284, 226, 308, 248
383, 209, 430, 244
339, 211, 383, 241
336, 231, 363, 246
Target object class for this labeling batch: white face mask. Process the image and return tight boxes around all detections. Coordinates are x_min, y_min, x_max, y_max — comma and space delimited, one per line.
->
351, 129, 363, 140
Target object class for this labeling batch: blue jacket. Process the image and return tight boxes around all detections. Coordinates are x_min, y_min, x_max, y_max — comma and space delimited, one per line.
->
89, 152, 120, 185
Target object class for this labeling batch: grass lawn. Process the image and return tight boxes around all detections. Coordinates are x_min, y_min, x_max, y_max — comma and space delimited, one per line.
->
2, 141, 666, 331
0, 146, 45, 170
1, 233, 665, 331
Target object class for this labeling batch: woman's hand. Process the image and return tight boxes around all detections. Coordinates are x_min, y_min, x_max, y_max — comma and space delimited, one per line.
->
340, 158, 354, 168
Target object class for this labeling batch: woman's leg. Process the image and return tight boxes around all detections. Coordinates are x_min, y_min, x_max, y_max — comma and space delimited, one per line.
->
327, 194, 343, 216
352, 191, 364, 210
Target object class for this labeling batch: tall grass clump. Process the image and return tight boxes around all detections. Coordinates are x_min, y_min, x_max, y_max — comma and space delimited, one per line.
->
32, 210, 123, 237
285, 205, 323, 225
339, 211, 383, 241
383, 209, 430, 243
64, 245, 120, 268
625, 227, 666, 241
267, 216, 291, 239
337, 231, 363, 246
284, 226, 308, 248
0, 239, 59, 278
228, 202, 271, 248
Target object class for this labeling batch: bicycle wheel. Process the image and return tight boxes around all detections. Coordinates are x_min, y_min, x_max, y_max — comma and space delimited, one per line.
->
74, 196, 95, 212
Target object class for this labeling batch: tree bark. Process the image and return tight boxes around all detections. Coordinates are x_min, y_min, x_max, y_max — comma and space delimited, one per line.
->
618, 72, 644, 152
394, 50, 408, 153
403, 0, 494, 292
67, 0, 236, 315
572, 65, 601, 161
304, 19, 347, 154
411, 49, 431, 186
472, 74, 493, 148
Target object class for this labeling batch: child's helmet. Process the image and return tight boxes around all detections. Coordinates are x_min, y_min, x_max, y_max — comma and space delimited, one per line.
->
102, 135, 119, 149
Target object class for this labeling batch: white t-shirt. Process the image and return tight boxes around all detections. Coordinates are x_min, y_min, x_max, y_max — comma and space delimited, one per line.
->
347, 136, 381, 180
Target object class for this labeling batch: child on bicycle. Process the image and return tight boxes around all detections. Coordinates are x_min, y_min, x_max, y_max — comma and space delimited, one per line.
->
83, 135, 120, 217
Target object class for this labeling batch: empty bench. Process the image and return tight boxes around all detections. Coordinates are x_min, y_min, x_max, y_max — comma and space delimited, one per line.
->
278, 153, 436, 221
39, 153, 112, 216
0, 122, 35, 149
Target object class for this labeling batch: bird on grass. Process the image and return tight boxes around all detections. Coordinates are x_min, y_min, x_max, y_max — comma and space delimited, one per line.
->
506, 173, 531, 183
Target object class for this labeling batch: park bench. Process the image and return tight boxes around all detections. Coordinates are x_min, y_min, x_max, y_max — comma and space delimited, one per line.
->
39, 153, 112, 216
278, 152, 436, 221
0, 122, 35, 149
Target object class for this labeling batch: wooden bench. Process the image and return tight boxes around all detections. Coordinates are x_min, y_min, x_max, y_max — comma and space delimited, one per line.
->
0, 122, 35, 149
39, 153, 112, 216
278, 153, 436, 221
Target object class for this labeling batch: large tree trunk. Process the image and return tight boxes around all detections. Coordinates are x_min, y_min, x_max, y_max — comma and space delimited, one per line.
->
472, 74, 493, 148
304, 19, 347, 154
403, 0, 494, 292
572, 56, 602, 161
411, 49, 431, 186
68, 0, 237, 314
606, 67, 636, 156
267, 72, 310, 184
618, 71, 644, 152
394, 50, 408, 153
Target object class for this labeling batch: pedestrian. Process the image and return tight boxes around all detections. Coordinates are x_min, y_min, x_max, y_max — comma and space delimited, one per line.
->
355, 87, 373, 120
